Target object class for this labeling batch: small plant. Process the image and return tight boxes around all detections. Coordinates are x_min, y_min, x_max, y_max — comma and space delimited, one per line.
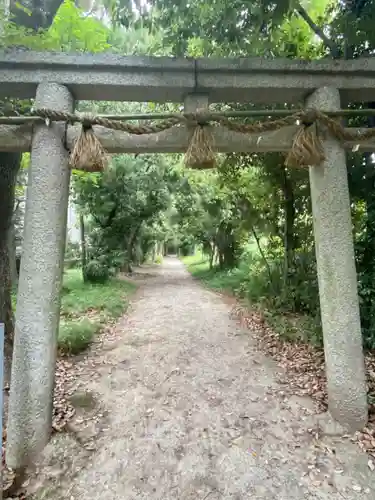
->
83, 259, 110, 284
58, 319, 101, 355
155, 255, 163, 265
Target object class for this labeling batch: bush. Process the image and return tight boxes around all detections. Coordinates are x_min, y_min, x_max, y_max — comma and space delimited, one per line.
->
83, 259, 110, 284
58, 319, 101, 355
155, 255, 163, 265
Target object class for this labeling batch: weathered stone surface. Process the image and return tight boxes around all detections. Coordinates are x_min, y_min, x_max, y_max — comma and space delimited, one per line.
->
2, 49, 375, 102
307, 86, 367, 430
6, 82, 73, 468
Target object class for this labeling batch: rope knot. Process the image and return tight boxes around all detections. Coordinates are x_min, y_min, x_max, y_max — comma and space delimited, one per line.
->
184, 109, 211, 127
70, 112, 107, 172
77, 112, 95, 130
301, 108, 320, 127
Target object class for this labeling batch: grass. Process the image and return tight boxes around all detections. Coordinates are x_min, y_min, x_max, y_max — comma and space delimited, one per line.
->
12, 267, 136, 356
58, 318, 102, 355
182, 253, 210, 274
182, 252, 245, 294
58, 268, 136, 354
154, 254, 163, 265
61, 268, 135, 319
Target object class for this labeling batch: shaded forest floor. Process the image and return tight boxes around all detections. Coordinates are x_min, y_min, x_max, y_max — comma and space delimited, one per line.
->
11, 258, 375, 499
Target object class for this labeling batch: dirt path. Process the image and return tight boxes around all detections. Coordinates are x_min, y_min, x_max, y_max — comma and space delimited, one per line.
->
31, 257, 375, 499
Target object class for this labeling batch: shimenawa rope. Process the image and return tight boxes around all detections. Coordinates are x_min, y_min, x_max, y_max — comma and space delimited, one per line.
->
29, 107, 375, 172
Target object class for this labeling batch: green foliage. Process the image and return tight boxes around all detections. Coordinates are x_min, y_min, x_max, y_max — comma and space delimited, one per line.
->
1, 0, 110, 52
142, 0, 330, 57
151, 0, 375, 351
143, 0, 290, 56
155, 255, 163, 265
46, 0, 111, 52
61, 268, 135, 319
58, 318, 100, 355
37, 267, 136, 354
83, 260, 110, 284
183, 250, 322, 345
65, 242, 81, 260
65, 258, 80, 269
72, 154, 181, 272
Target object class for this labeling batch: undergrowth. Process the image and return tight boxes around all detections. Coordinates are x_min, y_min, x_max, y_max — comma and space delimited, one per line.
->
58, 318, 102, 355
12, 268, 136, 355
59, 268, 136, 354
182, 252, 322, 346
61, 268, 135, 318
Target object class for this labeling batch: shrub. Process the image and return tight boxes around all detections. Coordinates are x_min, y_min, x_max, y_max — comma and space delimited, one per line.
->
83, 259, 110, 284
155, 255, 163, 265
58, 319, 100, 355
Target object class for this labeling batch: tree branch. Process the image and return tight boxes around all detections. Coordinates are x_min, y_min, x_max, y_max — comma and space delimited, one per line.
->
294, 3, 341, 59
91, 201, 118, 229
250, 224, 275, 290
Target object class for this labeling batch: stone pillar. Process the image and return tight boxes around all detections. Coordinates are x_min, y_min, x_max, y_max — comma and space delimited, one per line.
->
6, 83, 74, 468
306, 87, 367, 430
184, 92, 210, 170
184, 93, 209, 117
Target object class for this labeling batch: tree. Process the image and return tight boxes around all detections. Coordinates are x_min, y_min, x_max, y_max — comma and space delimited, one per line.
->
9, 0, 64, 31
0, 153, 21, 337
73, 154, 177, 274
0, 0, 112, 354
133, 0, 333, 343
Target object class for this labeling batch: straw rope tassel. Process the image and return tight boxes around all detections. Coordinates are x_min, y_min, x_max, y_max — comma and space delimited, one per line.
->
70, 123, 108, 173
30, 106, 370, 171
184, 124, 216, 170
285, 121, 325, 168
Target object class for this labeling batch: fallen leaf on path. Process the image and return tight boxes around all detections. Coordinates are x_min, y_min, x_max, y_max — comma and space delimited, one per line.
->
230, 303, 375, 456
3, 317, 120, 498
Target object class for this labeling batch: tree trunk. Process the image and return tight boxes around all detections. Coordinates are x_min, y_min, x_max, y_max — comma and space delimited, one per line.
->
209, 245, 215, 270
0, 242, 14, 341
250, 225, 274, 290
218, 249, 225, 269
219, 224, 237, 269
128, 222, 142, 267
79, 213, 87, 280
0, 152, 21, 368
8, 221, 18, 290
282, 167, 296, 288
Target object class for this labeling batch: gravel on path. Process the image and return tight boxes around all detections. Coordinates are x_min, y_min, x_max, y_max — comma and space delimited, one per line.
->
30, 257, 375, 499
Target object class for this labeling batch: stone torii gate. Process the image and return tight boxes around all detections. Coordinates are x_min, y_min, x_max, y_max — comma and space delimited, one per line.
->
1, 50, 374, 469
